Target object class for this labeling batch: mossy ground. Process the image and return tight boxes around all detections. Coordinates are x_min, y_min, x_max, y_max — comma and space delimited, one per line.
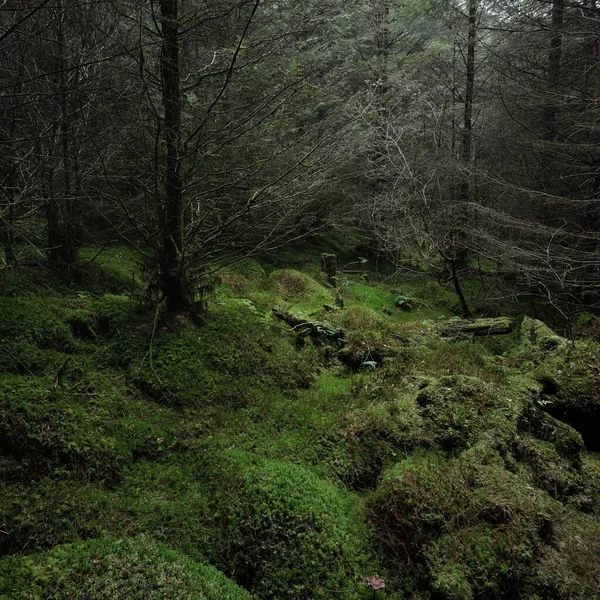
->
1, 240, 599, 599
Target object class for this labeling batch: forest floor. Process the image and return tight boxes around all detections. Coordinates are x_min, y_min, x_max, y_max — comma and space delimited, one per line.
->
1, 235, 599, 599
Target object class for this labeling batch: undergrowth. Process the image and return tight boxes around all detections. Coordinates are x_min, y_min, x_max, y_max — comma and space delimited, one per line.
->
1, 243, 599, 600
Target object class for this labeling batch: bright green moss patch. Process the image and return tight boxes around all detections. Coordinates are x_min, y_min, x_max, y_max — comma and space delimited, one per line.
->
0, 536, 250, 600
218, 459, 370, 600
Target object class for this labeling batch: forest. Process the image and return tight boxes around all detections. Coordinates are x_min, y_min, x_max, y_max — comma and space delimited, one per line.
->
1, 0, 600, 598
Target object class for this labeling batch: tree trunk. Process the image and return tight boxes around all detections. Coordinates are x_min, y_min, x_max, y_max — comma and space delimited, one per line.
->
440, 317, 513, 338
457, 0, 477, 266
159, 0, 188, 312
540, 0, 564, 200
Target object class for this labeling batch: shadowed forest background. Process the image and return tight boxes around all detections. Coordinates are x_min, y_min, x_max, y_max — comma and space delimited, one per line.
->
1, 1, 600, 599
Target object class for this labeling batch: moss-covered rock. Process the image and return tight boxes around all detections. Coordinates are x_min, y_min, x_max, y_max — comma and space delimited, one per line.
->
0, 536, 250, 599
518, 406, 584, 467
520, 317, 567, 353
416, 376, 517, 453
339, 395, 427, 489
219, 459, 368, 599
515, 318, 600, 450
370, 447, 560, 598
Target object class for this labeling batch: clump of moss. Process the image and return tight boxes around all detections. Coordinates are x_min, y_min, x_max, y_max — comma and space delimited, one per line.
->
518, 406, 583, 467
0, 297, 74, 352
416, 376, 516, 453
0, 478, 117, 554
0, 371, 177, 481
514, 434, 583, 501
219, 459, 369, 599
134, 299, 317, 407
268, 269, 332, 308
0, 536, 251, 600
536, 512, 600, 599
370, 447, 559, 598
338, 395, 427, 489
0, 375, 125, 479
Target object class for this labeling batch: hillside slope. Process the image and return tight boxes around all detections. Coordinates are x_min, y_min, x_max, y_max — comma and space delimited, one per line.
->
1, 243, 599, 599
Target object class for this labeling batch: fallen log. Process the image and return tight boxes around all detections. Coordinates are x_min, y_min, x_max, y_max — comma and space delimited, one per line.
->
440, 317, 514, 338
272, 309, 345, 347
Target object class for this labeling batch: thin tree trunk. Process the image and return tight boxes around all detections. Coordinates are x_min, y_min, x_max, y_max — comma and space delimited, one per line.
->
540, 0, 564, 202
457, 0, 477, 266
159, 0, 187, 311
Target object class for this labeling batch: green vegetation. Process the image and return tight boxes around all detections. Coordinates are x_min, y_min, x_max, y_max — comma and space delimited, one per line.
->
0, 536, 250, 599
1, 242, 599, 599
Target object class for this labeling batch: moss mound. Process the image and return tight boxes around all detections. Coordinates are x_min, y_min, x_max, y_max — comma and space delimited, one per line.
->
134, 299, 316, 407
0, 536, 250, 599
268, 268, 331, 304
0, 372, 176, 481
0, 297, 73, 351
220, 459, 368, 599
369, 448, 561, 598
416, 376, 517, 453
339, 394, 427, 489
516, 318, 600, 450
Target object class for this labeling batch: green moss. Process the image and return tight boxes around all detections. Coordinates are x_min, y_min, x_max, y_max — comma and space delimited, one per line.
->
219, 459, 369, 599
427, 524, 536, 600
0, 536, 250, 599
268, 268, 329, 300
0, 297, 73, 352
519, 406, 584, 467
370, 446, 558, 587
580, 454, 600, 513
78, 246, 142, 293
0, 479, 116, 554
133, 300, 317, 407
514, 434, 582, 500
338, 394, 427, 489
536, 512, 600, 599
112, 461, 214, 562
416, 376, 517, 453
0, 371, 179, 480
519, 317, 567, 355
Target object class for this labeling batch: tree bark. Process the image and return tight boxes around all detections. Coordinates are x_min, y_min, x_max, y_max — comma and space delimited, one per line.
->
440, 317, 514, 338
159, 0, 187, 311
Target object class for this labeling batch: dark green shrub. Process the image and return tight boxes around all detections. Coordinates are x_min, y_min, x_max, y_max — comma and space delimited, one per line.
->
0, 536, 250, 599
220, 459, 368, 599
